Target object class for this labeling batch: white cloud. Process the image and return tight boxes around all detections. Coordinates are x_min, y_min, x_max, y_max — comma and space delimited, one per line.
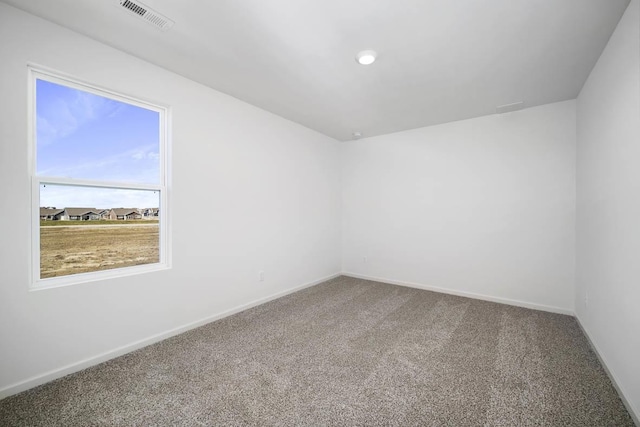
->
131, 150, 160, 161
39, 144, 160, 184
131, 151, 146, 160
37, 84, 122, 146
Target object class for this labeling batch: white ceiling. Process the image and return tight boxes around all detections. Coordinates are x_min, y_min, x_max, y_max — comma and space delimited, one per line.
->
2, 0, 630, 141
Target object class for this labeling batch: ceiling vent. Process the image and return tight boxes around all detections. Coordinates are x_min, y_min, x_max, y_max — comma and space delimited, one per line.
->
115, 0, 174, 31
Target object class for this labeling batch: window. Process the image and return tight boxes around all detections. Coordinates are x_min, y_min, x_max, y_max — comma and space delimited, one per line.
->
30, 67, 170, 288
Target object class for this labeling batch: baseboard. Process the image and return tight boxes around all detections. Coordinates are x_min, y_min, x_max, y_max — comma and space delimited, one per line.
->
575, 316, 640, 426
342, 272, 574, 316
0, 272, 341, 400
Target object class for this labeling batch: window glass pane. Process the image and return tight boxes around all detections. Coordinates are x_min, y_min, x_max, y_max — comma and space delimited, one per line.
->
39, 184, 160, 279
36, 79, 160, 184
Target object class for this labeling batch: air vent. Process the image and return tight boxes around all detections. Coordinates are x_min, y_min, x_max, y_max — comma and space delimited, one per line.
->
116, 0, 174, 31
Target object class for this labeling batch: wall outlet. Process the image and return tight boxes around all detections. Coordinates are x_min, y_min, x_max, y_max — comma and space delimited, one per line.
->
363, 256, 368, 263
259, 270, 264, 282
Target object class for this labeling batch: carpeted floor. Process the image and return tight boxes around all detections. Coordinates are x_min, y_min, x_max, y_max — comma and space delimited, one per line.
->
0, 276, 634, 426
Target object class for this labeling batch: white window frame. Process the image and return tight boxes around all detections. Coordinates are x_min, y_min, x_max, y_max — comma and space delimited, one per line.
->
28, 65, 171, 290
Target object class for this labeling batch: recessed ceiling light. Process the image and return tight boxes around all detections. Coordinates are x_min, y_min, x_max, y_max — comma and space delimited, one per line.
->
356, 50, 377, 65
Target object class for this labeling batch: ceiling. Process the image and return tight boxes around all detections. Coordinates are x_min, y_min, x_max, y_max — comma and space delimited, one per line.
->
2, 0, 630, 141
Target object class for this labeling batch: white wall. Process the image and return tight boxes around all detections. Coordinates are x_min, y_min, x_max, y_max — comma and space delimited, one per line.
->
0, 3, 341, 396
342, 100, 576, 313
576, 0, 640, 419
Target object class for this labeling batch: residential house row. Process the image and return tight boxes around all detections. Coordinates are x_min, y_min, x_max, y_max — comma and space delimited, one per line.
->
39, 207, 159, 221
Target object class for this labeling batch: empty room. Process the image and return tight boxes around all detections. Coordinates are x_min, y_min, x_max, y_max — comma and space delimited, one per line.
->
0, 0, 638, 425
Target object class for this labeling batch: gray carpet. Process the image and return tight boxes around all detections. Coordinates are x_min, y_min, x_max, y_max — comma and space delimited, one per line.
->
0, 276, 633, 426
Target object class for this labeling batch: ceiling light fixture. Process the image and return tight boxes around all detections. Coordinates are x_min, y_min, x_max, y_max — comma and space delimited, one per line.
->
352, 132, 363, 139
356, 50, 377, 65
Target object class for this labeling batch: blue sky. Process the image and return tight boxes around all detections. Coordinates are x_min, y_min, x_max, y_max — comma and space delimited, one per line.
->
36, 79, 160, 208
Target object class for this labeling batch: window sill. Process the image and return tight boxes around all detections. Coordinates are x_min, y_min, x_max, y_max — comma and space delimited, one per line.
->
30, 263, 170, 291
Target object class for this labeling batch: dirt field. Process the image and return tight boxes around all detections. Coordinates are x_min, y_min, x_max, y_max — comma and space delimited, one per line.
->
40, 220, 159, 226
40, 224, 159, 278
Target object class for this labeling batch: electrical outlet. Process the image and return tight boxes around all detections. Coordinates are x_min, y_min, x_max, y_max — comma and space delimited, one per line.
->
259, 270, 264, 282
363, 256, 368, 263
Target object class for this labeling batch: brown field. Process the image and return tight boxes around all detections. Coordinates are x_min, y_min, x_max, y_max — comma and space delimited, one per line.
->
40, 224, 159, 279
40, 219, 159, 227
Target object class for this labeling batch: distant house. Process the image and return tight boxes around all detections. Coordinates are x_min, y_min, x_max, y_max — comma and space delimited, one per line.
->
142, 208, 159, 218
40, 207, 64, 221
97, 209, 110, 220
108, 208, 141, 220
59, 208, 102, 221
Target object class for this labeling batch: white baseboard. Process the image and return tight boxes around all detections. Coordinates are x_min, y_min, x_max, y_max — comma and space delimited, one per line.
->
0, 272, 341, 400
342, 272, 575, 316
575, 316, 640, 426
